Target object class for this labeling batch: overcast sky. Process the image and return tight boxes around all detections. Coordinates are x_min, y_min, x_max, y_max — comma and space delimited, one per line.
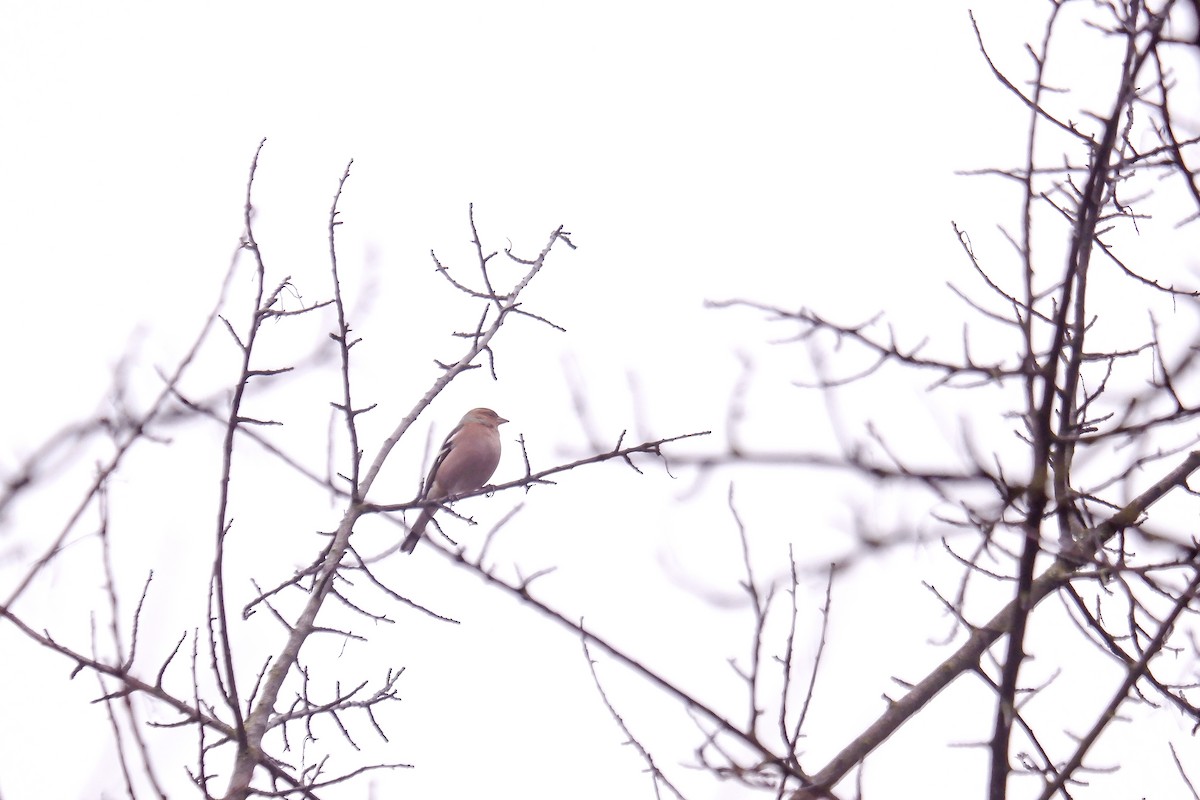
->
3, 3, 1199, 799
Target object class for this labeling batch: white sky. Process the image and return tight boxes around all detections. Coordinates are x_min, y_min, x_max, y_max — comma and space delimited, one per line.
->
2, 2, 1200, 799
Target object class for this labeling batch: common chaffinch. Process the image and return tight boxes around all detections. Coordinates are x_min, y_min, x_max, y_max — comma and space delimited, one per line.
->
400, 407, 508, 554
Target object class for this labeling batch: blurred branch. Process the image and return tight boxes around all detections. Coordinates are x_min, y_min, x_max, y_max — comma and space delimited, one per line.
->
3, 197, 246, 611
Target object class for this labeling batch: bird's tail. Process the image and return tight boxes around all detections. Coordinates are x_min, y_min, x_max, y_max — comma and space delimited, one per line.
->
401, 508, 434, 554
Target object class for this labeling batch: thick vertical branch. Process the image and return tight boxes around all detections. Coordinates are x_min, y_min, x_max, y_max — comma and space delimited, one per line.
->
2, 237, 244, 611
987, 8, 1165, 797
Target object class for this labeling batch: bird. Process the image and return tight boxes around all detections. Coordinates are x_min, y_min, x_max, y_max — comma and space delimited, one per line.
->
400, 407, 508, 554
